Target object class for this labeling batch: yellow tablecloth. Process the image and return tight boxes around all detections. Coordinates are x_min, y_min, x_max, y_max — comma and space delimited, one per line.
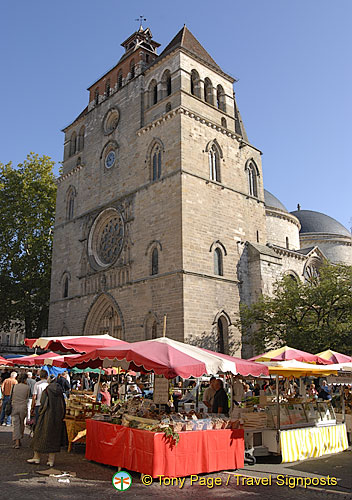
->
280, 423, 348, 463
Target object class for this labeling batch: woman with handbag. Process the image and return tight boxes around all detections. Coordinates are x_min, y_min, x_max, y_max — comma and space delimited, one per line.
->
11, 373, 30, 448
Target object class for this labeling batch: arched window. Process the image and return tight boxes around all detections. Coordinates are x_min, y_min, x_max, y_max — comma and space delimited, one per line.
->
246, 160, 259, 197
190, 70, 200, 98
217, 316, 229, 354
209, 144, 221, 182
94, 88, 99, 106
204, 78, 213, 104
66, 186, 76, 221
221, 117, 227, 128
117, 70, 123, 89
216, 85, 226, 112
152, 321, 158, 339
151, 248, 158, 275
69, 132, 77, 157
105, 79, 110, 97
161, 70, 172, 98
77, 126, 85, 152
148, 79, 158, 106
151, 144, 162, 181
130, 59, 135, 79
63, 276, 69, 298
214, 248, 223, 276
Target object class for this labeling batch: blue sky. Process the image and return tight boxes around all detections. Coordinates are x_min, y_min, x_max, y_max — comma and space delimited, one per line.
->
1, 0, 351, 230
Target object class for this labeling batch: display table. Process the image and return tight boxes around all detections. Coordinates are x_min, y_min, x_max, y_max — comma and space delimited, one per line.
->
262, 424, 348, 463
86, 419, 244, 477
280, 423, 348, 463
64, 418, 87, 452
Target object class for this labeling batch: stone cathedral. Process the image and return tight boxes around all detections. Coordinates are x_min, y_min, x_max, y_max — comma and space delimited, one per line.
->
48, 26, 352, 357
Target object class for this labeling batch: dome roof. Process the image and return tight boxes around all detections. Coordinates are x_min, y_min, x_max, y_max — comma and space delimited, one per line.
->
264, 189, 288, 212
290, 210, 351, 237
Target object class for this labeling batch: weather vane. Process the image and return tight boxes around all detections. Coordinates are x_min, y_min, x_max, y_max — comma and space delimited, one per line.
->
135, 16, 146, 29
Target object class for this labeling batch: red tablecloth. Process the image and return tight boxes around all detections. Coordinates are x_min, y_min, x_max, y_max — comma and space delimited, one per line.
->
86, 419, 244, 477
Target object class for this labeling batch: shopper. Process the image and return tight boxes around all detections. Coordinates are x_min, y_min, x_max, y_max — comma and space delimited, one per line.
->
202, 377, 217, 410
98, 383, 111, 405
212, 379, 229, 415
12, 373, 30, 448
31, 370, 48, 424
57, 372, 70, 398
27, 377, 66, 466
243, 383, 253, 400
1, 371, 18, 426
26, 372, 36, 424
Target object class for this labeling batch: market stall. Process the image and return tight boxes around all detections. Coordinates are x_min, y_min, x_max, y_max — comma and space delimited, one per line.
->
65, 337, 269, 476
237, 360, 349, 462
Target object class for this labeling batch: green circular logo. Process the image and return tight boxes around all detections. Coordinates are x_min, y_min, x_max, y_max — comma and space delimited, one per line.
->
112, 470, 132, 491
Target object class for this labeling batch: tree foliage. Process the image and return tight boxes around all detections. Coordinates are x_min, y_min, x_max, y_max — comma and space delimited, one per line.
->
0, 153, 56, 338
238, 263, 352, 355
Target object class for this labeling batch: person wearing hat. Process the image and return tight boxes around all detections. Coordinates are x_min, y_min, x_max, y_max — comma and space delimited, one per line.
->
1, 371, 18, 426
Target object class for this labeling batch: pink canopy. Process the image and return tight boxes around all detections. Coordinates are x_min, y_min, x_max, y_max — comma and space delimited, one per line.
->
0, 356, 12, 366
249, 346, 332, 365
24, 334, 127, 354
7, 352, 61, 366
315, 350, 352, 364
65, 337, 269, 379
44, 353, 83, 368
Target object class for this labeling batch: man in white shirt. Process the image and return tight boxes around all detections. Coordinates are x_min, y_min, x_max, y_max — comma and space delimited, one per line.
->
202, 377, 217, 410
31, 370, 48, 424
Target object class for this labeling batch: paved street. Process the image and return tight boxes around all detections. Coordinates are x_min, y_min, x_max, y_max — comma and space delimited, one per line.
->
0, 426, 351, 499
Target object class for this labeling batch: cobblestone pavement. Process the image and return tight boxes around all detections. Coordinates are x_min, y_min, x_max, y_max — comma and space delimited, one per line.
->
0, 426, 351, 499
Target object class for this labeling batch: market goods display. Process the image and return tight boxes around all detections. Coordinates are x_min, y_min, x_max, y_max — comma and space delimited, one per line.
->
91, 396, 238, 445
65, 391, 101, 420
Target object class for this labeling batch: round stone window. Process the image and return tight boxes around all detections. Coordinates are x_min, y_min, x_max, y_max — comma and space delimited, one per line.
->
88, 208, 124, 270
103, 108, 119, 135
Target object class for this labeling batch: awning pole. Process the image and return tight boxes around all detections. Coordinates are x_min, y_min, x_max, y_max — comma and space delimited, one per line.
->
341, 385, 345, 423
163, 314, 167, 337
276, 374, 280, 432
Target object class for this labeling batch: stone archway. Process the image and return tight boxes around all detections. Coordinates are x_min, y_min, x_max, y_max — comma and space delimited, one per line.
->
84, 294, 123, 339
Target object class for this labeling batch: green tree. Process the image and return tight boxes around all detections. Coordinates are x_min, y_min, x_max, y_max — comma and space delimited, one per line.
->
0, 153, 56, 338
238, 263, 352, 355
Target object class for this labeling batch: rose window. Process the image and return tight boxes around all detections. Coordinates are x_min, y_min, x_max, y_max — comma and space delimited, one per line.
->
88, 208, 124, 270
98, 216, 124, 265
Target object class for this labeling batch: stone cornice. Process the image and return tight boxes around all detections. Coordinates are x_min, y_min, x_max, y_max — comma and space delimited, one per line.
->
56, 163, 85, 184
300, 233, 352, 246
265, 207, 301, 229
137, 105, 262, 153
268, 244, 308, 260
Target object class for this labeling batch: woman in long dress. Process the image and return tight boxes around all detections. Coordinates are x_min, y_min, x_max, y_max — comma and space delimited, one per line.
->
27, 376, 66, 466
12, 373, 30, 448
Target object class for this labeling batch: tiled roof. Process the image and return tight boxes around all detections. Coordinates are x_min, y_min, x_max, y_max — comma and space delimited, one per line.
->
159, 26, 222, 73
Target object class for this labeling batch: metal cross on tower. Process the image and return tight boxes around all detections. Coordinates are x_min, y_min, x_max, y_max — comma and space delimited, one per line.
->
135, 16, 146, 29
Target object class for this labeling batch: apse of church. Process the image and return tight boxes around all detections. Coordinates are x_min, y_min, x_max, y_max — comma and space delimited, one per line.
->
48, 25, 352, 356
